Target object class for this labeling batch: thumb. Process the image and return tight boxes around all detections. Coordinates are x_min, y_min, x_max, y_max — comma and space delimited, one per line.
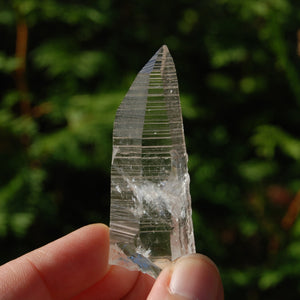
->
147, 254, 223, 300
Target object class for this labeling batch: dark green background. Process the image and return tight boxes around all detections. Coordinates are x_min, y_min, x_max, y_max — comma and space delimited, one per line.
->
1, 0, 300, 298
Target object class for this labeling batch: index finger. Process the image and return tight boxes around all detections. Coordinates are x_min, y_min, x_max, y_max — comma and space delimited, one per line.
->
0, 224, 110, 299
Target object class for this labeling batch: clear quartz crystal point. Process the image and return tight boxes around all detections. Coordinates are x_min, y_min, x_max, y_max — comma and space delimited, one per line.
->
109, 45, 195, 278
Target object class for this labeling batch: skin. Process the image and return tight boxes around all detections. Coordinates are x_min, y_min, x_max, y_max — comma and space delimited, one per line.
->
0, 224, 224, 300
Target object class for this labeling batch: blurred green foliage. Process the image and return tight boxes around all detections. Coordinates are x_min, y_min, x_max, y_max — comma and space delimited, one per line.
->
1, 0, 300, 298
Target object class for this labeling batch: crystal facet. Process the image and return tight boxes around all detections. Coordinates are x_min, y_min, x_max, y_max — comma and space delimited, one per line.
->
109, 45, 195, 278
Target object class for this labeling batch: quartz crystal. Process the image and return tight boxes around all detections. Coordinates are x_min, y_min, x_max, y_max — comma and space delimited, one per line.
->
109, 45, 195, 278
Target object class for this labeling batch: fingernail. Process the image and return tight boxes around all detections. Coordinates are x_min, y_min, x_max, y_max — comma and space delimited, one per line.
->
169, 255, 220, 300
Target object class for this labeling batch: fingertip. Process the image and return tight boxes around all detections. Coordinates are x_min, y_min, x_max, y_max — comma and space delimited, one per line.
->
74, 223, 110, 254
176, 253, 221, 278
148, 254, 223, 300
169, 254, 222, 300
80, 223, 109, 238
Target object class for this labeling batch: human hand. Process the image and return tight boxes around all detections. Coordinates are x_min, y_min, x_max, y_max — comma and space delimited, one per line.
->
0, 224, 223, 300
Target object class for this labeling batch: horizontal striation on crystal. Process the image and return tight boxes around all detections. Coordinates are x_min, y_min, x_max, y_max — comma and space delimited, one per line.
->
109, 45, 195, 278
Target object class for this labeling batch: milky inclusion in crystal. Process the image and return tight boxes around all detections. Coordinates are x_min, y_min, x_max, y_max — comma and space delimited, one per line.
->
109, 45, 195, 278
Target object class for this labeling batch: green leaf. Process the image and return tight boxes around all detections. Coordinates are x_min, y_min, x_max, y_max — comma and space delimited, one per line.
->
10, 212, 34, 237
259, 270, 283, 290
238, 160, 277, 182
252, 125, 300, 160
0, 52, 21, 73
